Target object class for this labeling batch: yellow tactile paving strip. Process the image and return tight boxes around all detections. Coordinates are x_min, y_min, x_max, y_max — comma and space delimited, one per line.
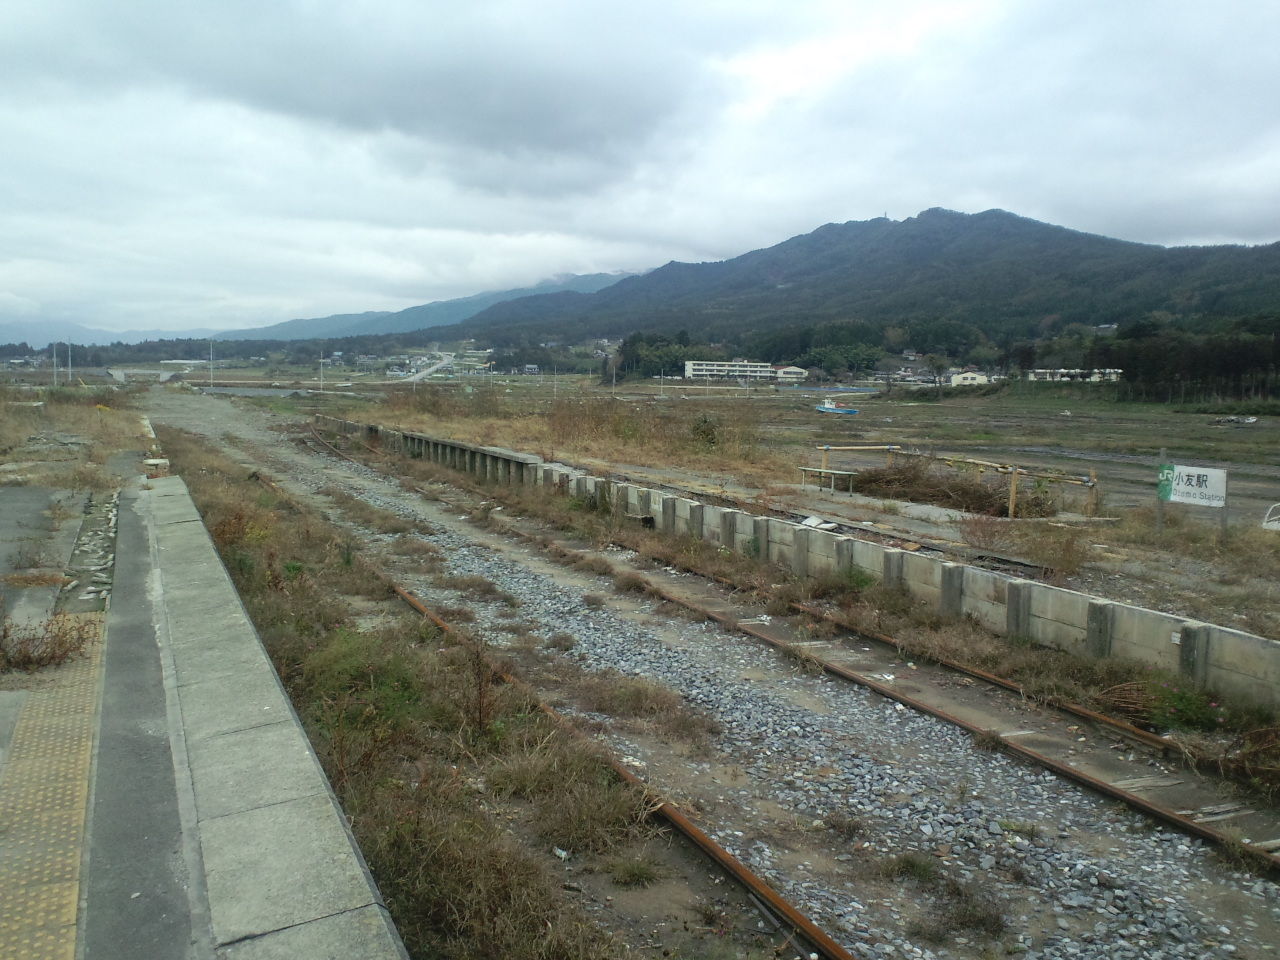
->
0, 614, 104, 960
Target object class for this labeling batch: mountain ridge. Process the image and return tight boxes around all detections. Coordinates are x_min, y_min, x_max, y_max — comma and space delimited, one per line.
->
441, 208, 1280, 349
226, 272, 633, 341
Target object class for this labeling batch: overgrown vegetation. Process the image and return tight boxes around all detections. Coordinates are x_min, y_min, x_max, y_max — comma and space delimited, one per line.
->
850, 459, 1058, 518
0, 383, 143, 489
326, 425, 1280, 806
1108, 506, 1280, 585
0, 604, 96, 672
875, 853, 1006, 943
158, 426, 662, 960
370, 386, 791, 487
317, 484, 428, 535
958, 515, 1094, 581
567, 667, 721, 747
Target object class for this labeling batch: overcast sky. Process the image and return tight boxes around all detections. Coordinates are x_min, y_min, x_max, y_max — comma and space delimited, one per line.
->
2, 0, 1278, 334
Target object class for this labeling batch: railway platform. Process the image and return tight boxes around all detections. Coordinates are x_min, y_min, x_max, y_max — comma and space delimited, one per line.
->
0, 478, 406, 960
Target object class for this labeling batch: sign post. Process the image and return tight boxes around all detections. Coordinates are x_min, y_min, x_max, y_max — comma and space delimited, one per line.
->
1155, 448, 1166, 533
1157, 459, 1228, 538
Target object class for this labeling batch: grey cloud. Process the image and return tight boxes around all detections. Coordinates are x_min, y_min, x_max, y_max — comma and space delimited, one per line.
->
2, 1, 739, 186
2, 1, 1280, 336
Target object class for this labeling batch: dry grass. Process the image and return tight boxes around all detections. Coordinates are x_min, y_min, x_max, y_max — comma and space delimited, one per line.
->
851, 459, 1057, 517
370, 387, 793, 488
823, 811, 866, 840
486, 735, 654, 853
612, 570, 653, 595
1110, 506, 1280, 583
159, 425, 662, 959
546, 632, 576, 651
873, 853, 1006, 943
958, 515, 1094, 581
2, 572, 70, 588
317, 485, 426, 535
573, 669, 721, 746
0, 607, 96, 672
11, 538, 52, 569
436, 573, 520, 607
605, 853, 663, 887
0, 385, 143, 491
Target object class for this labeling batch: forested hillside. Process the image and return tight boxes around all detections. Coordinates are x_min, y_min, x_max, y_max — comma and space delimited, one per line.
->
449, 208, 1280, 358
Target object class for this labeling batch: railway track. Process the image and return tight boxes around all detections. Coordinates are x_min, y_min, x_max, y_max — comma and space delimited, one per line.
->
307, 425, 1280, 878
166, 417, 1274, 958
390, 582, 854, 960
267, 441, 854, 959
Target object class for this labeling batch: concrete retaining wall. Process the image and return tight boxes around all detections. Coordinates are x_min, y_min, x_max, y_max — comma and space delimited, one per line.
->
315, 416, 1280, 710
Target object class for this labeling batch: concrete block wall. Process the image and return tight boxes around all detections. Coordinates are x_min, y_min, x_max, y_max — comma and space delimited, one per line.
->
960, 567, 1009, 633
1022, 583, 1091, 656
316, 416, 1280, 710
1109, 602, 1186, 672
1204, 626, 1280, 707
901, 553, 943, 608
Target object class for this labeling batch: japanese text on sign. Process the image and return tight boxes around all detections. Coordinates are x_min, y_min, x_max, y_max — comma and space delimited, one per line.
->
1157, 464, 1226, 508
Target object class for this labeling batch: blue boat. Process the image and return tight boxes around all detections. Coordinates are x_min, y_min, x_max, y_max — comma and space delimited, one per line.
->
814, 403, 859, 415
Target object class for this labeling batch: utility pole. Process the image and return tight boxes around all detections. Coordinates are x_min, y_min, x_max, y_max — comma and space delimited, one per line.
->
67, 343, 72, 385
319, 350, 324, 393
209, 340, 214, 388
52, 342, 58, 388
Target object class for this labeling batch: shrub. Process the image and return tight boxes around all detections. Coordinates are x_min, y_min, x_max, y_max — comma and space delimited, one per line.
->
1149, 681, 1227, 731
0, 611, 97, 672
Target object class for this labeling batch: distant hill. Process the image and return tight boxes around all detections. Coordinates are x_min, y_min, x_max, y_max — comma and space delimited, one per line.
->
0, 317, 221, 350
227, 273, 633, 341
439, 208, 1280, 350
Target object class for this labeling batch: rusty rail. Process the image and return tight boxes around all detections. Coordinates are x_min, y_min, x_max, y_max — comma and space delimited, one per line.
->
390, 583, 856, 960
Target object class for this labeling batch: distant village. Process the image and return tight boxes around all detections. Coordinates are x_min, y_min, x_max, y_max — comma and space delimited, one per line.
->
3, 337, 1121, 387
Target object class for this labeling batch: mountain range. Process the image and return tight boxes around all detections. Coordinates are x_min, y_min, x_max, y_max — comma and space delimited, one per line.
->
436, 208, 1280, 349
222, 272, 631, 341
0, 318, 224, 350
5, 209, 1278, 356
0, 273, 631, 349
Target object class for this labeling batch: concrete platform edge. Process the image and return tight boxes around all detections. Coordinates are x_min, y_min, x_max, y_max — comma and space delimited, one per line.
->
138, 476, 408, 960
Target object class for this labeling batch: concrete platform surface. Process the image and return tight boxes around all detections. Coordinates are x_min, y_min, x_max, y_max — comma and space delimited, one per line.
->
0, 476, 407, 960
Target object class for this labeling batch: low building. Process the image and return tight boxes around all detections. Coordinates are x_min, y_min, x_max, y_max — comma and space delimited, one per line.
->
684, 360, 807, 381
684, 359, 775, 380
950, 371, 990, 386
1025, 368, 1123, 382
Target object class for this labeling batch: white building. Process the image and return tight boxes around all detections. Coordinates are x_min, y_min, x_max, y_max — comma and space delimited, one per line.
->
684, 359, 775, 380
950, 371, 990, 386
773, 365, 808, 382
1025, 368, 1122, 382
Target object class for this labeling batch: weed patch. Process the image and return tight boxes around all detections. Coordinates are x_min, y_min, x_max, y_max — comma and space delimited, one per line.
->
852, 460, 1056, 517
607, 853, 662, 887
159, 426, 631, 959
573, 669, 720, 746
0, 608, 96, 672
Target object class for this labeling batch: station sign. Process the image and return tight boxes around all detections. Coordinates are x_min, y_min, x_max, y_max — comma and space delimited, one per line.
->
1157, 464, 1227, 508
